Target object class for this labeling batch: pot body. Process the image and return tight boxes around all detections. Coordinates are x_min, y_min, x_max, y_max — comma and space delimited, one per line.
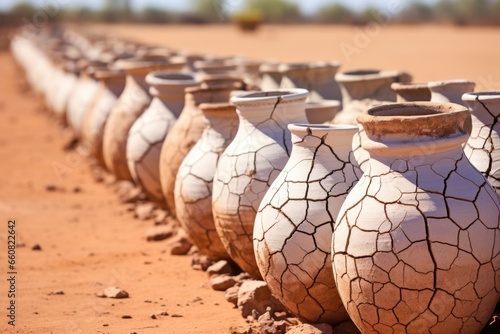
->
174, 104, 239, 260
159, 86, 232, 215
332, 102, 500, 334
127, 72, 198, 204
463, 92, 500, 199
254, 124, 361, 324
212, 89, 309, 278
67, 73, 100, 135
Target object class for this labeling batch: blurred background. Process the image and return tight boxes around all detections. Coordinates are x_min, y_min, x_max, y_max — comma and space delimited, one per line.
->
1, 0, 500, 26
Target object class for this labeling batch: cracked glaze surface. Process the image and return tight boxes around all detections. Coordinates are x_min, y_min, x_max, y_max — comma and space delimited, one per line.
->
254, 124, 362, 324
127, 72, 198, 204
175, 103, 239, 260
159, 85, 232, 216
463, 92, 500, 199
332, 103, 500, 334
212, 89, 309, 279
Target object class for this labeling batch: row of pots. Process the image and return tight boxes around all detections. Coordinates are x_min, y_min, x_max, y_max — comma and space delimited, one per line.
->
11, 26, 500, 333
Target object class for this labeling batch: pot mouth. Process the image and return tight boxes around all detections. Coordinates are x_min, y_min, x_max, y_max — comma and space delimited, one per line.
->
259, 62, 281, 73
115, 55, 185, 71
336, 69, 405, 82
231, 88, 309, 105
146, 71, 198, 86
428, 79, 475, 88
184, 84, 233, 94
199, 102, 236, 113
278, 62, 310, 72
358, 102, 469, 138
462, 91, 500, 102
288, 123, 358, 132
93, 68, 125, 80
308, 61, 342, 69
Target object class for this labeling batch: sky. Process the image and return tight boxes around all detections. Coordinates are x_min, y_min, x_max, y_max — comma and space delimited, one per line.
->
0, 0, 441, 14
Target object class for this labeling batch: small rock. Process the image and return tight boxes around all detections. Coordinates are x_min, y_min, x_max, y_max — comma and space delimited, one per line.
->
225, 286, 240, 306
191, 253, 213, 271
102, 324, 109, 327
96, 286, 129, 299
159, 311, 169, 316
150, 314, 157, 319
63, 137, 79, 151
258, 311, 287, 334
153, 209, 168, 225
171, 314, 183, 318
116, 181, 145, 203
32, 244, 42, 251
237, 280, 285, 318
47, 291, 64, 295
206, 260, 233, 277
121, 315, 132, 319
72, 186, 82, 193
146, 225, 174, 242
168, 232, 192, 255
135, 202, 156, 220
333, 319, 361, 334
45, 184, 58, 192
210, 275, 237, 291
287, 324, 324, 334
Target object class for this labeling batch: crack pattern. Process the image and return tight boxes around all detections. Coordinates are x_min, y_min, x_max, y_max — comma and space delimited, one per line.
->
212, 90, 308, 279
174, 104, 239, 260
254, 124, 362, 324
464, 93, 500, 199
332, 141, 500, 333
159, 86, 232, 217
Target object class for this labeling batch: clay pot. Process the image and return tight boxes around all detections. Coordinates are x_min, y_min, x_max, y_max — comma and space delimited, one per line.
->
81, 68, 126, 166
126, 72, 199, 205
332, 102, 500, 334
254, 123, 362, 325
428, 79, 475, 106
212, 89, 309, 279
333, 69, 412, 172
194, 59, 237, 74
463, 91, 500, 199
305, 100, 340, 124
174, 103, 239, 260
52, 59, 79, 125
279, 62, 342, 102
259, 63, 282, 91
429, 79, 476, 134
159, 85, 233, 216
102, 55, 185, 180
66, 61, 105, 135
391, 82, 431, 102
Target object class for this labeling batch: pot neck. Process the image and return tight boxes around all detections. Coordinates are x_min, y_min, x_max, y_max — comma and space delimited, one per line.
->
463, 92, 500, 120
200, 104, 239, 140
184, 86, 232, 110
428, 80, 475, 105
289, 124, 359, 162
337, 70, 403, 104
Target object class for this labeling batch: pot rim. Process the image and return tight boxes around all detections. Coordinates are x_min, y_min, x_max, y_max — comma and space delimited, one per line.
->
462, 91, 500, 103
305, 99, 341, 109
146, 71, 198, 86
358, 101, 468, 138
391, 82, 429, 90
231, 88, 309, 105
288, 123, 358, 132
427, 79, 475, 88
335, 69, 403, 82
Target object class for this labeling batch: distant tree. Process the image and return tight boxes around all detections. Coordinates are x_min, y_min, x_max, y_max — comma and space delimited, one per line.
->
244, 0, 302, 23
398, 1, 435, 23
316, 4, 356, 24
191, 0, 224, 22
8, 2, 37, 16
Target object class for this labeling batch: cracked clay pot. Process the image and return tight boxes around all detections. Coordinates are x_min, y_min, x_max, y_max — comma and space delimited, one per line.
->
332, 69, 411, 172
254, 124, 362, 325
463, 92, 500, 199
332, 102, 500, 334
126, 72, 199, 205
212, 89, 309, 279
81, 68, 125, 167
159, 85, 233, 216
102, 55, 185, 180
174, 103, 239, 261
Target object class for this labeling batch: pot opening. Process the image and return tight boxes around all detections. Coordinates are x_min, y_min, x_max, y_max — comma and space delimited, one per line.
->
243, 91, 297, 98
343, 69, 380, 76
154, 73, 194, 81
368, 104, 449, 117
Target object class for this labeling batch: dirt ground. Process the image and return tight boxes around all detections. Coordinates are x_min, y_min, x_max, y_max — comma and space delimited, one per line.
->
0, 24, 499, 334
